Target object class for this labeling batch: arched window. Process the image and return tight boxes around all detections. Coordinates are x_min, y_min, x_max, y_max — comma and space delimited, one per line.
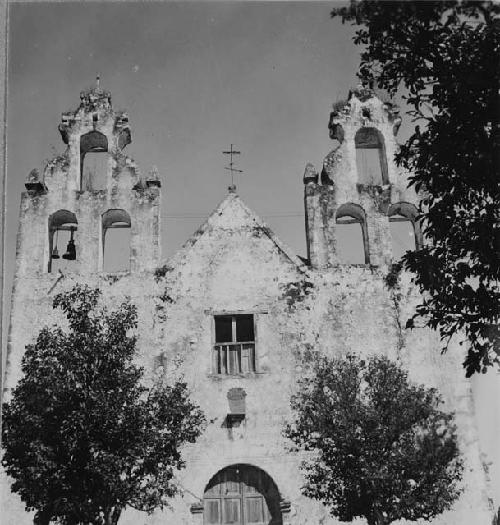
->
80, 130, 108, 191
203, 464, 282, 525
388, 202, 422, 259
355, 127, 389, 185
102, 209, 131, 273
48, 210, 78, 273
336, 203, 370, 264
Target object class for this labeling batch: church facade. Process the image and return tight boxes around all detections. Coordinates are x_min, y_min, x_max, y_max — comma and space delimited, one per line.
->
1, 84, 493, 524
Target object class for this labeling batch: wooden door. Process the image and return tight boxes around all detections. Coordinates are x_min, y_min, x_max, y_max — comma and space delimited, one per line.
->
203, 465, 282, 525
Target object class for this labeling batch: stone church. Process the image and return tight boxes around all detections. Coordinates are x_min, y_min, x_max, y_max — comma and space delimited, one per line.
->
1, 83, 493, 524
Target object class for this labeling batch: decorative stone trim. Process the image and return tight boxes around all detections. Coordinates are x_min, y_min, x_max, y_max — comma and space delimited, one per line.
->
190, 502, 204, 525
280, 499, 291, 513
190, 502, 203, 514
280, 499, 292, 525
25, 169, 47, 195
146, 178, 161, 188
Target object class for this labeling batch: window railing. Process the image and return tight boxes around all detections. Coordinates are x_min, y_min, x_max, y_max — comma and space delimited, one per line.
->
213, 342, 256, 375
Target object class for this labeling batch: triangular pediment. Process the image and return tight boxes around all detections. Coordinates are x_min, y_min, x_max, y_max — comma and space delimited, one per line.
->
165, 192, 307, 273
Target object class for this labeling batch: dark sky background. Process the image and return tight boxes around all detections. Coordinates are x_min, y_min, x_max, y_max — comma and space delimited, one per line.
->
4, 1, 499, 505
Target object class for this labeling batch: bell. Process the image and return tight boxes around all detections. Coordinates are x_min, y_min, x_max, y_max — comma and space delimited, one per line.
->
51, 246, 60, 259
62, 239, 76, 260
62, 227, 77, 261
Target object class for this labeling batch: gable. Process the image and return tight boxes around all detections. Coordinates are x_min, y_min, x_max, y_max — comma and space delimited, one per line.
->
166, 193, 307, 275
158, 193, 307, 308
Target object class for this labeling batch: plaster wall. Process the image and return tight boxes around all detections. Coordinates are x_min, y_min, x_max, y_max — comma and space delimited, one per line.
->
305, 89, 421, 269
1, 196, 492, 525
1, 88, 492, 525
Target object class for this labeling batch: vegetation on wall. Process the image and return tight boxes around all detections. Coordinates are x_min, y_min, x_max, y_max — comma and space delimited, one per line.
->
2, 285, 205, 525
384, 263, 405, 357
281, 279, 314, 310
333, 0, 500, 375
285, 354, 463, 525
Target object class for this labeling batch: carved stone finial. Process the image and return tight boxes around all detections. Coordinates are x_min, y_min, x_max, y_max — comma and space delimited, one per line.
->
150, 165, 159, 179
79, 78, 112, 112
146, 165, 161, 188
331, 99, 349, 117
303, 163, 318, 185
25, 168, 47, 194
26, 168, 40, 183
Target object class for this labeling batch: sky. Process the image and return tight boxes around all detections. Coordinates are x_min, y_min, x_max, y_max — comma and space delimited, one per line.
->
4, 0, 499, 508
6, 1, 361, 266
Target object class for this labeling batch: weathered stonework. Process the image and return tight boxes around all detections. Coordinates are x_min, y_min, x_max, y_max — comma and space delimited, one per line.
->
1, 85, 493, 524
306, 86, 420, 270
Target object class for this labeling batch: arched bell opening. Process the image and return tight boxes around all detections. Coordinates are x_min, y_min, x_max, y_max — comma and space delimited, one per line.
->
48, 210, 78, 273
335, 203, 370, 264
203, 464, 283, 525
355, 127, 389, 186
101, 209, 131, 273
388, 202, 422, 259
80, 130, 108, 191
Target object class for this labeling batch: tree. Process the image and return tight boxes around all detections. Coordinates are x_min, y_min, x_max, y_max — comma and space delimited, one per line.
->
332, 1, 500, 376
284, 355, 463, 525
2, 285, 205, 525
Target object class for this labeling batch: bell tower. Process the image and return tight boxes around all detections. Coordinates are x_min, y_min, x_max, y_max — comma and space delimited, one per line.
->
17, 78, 161, 277
304, 85, 422, 270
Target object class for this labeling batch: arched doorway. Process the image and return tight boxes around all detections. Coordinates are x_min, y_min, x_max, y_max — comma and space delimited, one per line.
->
203, 464, 282, 525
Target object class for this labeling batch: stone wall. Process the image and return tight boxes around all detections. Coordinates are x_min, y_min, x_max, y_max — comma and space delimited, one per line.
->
2, 193, 493, 525
304, 87, 421, 270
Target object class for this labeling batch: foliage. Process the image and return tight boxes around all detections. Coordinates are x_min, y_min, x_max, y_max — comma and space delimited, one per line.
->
332, 1, 500, 376
154, 264, 173, 282
281, 279, 314, 310
2, 285, 205, 525
384, 262, 402, 290
285, 355, 463, 525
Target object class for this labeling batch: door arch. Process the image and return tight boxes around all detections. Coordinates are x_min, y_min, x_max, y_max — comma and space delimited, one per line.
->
203, 464, 282, 525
